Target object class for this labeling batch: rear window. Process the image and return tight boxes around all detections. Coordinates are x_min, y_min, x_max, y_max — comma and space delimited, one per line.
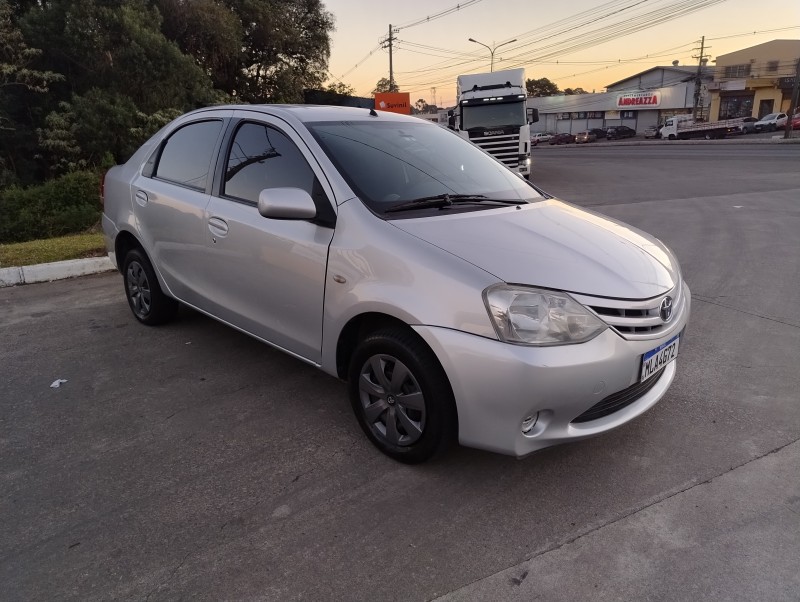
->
155, 120, 223, 190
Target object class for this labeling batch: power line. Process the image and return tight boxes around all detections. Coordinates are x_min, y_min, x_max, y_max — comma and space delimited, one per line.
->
338, 43, 383, 80
706, 25, 800, 41
394, 0, 485, 31
398, 0, 728, 89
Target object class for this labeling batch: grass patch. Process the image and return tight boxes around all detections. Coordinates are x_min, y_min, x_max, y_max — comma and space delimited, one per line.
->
0, 232, 106, 267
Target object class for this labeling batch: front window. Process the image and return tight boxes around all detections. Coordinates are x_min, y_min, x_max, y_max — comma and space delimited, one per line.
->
224, 122, 316, 203
460, 99, 526, 130
723, 64, 751, 78
307, 120, 541, 215
719, 95, 754, 119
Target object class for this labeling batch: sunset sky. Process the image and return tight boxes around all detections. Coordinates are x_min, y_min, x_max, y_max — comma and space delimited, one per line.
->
323, 0, 800, 107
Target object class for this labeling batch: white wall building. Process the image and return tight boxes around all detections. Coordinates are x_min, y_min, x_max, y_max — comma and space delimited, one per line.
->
528, 66, 712, 134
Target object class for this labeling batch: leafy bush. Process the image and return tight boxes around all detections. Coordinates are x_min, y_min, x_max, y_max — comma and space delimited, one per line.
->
0, 171, 101, 243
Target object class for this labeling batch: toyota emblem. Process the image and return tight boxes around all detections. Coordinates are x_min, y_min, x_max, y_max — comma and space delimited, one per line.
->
660, 296, 674, 322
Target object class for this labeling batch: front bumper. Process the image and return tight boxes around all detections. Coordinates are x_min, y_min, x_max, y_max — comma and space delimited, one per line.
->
412, 285, 690, 457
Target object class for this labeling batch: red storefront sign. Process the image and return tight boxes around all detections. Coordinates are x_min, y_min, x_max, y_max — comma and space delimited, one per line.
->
617, 91, 661, 108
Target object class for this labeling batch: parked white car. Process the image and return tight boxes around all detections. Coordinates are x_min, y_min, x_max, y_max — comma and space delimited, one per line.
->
531, 132, 554, 144
102, 105, 690, 463
754, 112, 787, 132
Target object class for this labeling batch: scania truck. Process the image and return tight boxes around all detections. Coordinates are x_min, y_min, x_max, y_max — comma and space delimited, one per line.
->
450, 68, 537, 178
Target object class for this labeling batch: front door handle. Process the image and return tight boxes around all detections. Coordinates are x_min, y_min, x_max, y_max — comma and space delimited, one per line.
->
208, 216, 229, 238
135, 190, 149, 206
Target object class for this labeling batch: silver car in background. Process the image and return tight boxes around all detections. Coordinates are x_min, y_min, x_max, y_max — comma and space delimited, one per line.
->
103, 105, 690, 463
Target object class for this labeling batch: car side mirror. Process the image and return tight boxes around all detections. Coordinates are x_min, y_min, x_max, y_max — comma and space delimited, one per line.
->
257, 187, 317, 220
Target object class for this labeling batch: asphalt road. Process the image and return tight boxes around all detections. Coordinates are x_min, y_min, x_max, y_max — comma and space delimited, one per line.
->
2, 144, 799, 601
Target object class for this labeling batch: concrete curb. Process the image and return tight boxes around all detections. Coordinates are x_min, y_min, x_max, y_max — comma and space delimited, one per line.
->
0, 256, 116, 288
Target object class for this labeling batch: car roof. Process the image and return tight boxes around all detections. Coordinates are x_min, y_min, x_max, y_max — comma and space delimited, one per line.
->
182, 104, 418, 124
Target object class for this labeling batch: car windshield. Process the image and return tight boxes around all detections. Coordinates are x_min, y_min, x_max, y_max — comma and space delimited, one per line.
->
760, 113, 777, 120
307, 120, 541, 215
461, 100, 526, 130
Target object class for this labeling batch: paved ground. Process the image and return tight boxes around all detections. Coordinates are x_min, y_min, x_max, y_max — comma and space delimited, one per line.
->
1, 144, 799, 601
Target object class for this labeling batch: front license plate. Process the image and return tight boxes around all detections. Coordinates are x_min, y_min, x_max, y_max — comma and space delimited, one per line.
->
640, 334, 680, 383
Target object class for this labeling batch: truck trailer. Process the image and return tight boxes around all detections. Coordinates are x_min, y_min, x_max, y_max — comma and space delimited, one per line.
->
450, 68, 537, 178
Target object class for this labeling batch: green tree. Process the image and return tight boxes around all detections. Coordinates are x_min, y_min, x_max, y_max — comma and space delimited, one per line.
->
18, 0, 221, 171
326, 81, 355, 96
0, 0, 62, 185
157, 0, 334, 103
22, 0, 217, 113
373, 77, 398, 94
563, 87, 588, 95
155, 0, 243, 88
525, 77, 560, 97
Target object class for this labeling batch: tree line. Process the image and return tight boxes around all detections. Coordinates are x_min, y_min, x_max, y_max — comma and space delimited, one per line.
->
526, 77, 588, 97
0, 0, 335, 188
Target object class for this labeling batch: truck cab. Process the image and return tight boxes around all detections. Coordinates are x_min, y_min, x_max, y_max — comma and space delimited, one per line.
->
454, 68, 536, 178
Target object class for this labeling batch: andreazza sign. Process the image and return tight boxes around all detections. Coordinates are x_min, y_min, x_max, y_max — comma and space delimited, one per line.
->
616, 90, 661, 108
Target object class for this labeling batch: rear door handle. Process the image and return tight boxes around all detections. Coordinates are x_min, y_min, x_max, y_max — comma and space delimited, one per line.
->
208, 216, 229, 238
135, 190, 149, 206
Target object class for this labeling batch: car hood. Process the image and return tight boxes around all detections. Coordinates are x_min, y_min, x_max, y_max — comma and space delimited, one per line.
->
390, 199, 678, 299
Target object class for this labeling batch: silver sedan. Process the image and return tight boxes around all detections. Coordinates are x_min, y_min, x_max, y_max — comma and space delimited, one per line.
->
103, 105, 690, 463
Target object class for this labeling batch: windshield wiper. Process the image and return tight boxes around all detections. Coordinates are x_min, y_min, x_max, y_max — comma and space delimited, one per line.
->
385, 193, 525, 213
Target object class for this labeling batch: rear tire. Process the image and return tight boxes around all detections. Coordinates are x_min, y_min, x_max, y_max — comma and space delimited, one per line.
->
348, 328, 457, 464
122, 248, 178, 325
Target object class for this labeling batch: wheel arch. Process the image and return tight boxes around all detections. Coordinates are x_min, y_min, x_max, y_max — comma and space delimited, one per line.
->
114, 230, 172, 298
335, 312, 416, 380
114, 229, 142, 272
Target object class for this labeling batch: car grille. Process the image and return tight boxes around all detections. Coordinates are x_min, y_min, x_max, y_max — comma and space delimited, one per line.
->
571, 368, 665, 424
468, 132, 520, 167
571, 279, 686, 341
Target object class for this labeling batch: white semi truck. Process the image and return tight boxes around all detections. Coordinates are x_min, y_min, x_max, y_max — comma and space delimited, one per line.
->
660, 114, 745, 140
449, 68, 537, 178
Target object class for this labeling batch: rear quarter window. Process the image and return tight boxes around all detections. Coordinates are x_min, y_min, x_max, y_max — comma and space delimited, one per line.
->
155, 120, 223, 190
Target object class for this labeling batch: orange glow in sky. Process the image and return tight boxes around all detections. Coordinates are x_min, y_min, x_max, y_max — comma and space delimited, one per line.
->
323, 0, 800, 106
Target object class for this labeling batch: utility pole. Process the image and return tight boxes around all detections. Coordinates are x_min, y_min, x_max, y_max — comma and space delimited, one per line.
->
692, 36, 710, 120
783, 57, 800, 139
382, 24, 399, 92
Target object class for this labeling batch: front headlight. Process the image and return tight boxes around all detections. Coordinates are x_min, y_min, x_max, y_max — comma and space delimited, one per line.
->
483, 285, 608, 346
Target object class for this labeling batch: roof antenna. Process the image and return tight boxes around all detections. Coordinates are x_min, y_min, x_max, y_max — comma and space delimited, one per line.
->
369, 108, 378, 117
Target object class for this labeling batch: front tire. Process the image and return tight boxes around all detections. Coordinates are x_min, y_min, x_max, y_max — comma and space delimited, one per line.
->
348, 328, 457, 464
122, 248, 178, 325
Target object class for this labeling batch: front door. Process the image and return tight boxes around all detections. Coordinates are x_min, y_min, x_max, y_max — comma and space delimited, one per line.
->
758, 99, 774, 119
201, 115, 336, 364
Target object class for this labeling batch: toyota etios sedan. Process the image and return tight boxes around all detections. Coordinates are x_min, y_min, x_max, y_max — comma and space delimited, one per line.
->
103, 105, 690, 463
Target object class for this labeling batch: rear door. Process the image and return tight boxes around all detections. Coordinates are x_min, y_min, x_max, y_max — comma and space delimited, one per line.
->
132, 112, 231, 305
199, 111, 337, 363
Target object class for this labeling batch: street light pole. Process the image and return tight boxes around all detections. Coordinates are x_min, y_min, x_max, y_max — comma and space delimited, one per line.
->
468, 38, 517, 72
